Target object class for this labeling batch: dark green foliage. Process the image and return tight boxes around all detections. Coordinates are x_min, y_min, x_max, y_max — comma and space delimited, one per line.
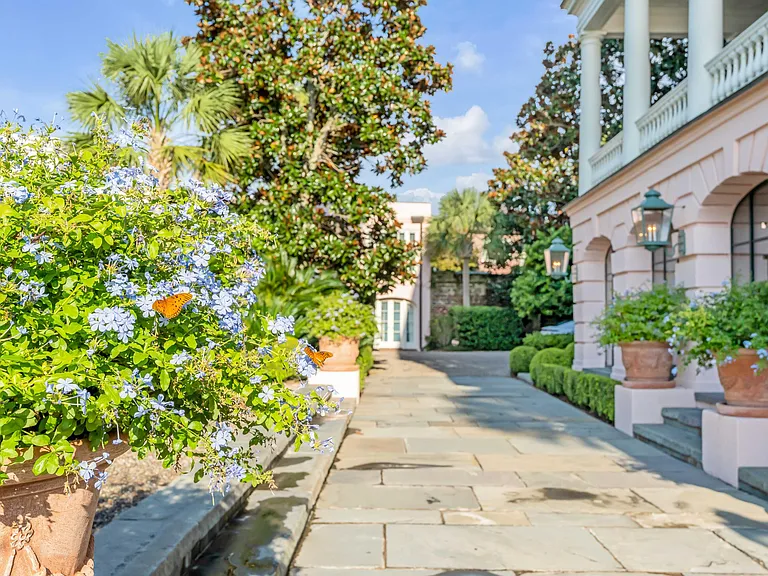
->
523, 331, 575, 351
509, 346, 538, 375
565, 342, 575, 363
448, 306, 523, 351
533, 365, 620, 422
427, 314, 456, 350
529, 347, 573, 382
357, 337, 375, 389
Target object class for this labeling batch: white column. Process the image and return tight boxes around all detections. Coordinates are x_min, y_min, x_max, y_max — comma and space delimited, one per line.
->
687, 0, 723, 118
622, 0, 651, 163
579, 31, 605, 195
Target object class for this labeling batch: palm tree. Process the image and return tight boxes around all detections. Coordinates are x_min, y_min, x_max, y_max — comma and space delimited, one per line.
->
427, 188, 495, 307
67, 33, 250, 189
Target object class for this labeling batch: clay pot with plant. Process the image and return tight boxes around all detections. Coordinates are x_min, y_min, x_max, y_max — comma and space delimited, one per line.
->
306, 293, 378, 372
594, 284, 687, 389
0, 121, 335, 575
672, 281, 768, 417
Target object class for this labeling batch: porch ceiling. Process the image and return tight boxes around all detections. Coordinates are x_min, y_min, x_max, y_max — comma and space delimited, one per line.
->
563, 0, 768, 40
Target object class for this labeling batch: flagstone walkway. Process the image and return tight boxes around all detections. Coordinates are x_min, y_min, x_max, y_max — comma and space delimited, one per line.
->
291, 351, 768, 575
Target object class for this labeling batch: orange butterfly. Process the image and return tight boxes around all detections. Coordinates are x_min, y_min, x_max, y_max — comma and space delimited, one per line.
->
305, 346, 333, 368
152, 293, 193, 319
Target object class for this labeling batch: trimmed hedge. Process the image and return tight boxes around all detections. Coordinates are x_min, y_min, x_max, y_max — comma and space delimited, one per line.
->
532, 364, 620, 422
523, 331, 574, 351
509, 345, 538, 375
357, 342, 374, 388
448, 306, 524, 351
529, 346, 572, 382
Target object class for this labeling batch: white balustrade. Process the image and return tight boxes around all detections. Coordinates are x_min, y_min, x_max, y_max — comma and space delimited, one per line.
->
707, 11, 768, 105
637, 79, 689, 152
589, 131, 624, 186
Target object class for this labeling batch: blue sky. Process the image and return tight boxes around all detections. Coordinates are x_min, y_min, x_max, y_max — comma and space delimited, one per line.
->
0, 0, 575, 212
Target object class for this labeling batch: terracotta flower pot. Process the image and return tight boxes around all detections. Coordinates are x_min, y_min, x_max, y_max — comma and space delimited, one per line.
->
318, 336, 360, 372
716, 348, 768, 417
0, 438, 128, 576
620, 341, 675, 389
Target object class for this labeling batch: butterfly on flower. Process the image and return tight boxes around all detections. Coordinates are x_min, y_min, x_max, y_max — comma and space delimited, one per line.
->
305, 346, 333, 368
152, 293, 193, 319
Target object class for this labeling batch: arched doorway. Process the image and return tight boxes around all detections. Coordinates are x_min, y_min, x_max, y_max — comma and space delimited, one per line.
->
732, 180, 768, 283
604, 248, 615, 369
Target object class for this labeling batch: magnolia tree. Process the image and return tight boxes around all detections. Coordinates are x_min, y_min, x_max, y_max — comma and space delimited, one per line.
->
0, 119, 337, 494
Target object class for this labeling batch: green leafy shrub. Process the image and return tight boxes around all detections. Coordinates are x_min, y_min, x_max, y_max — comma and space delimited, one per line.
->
0, 120, 335, 491
671, 281, 768, 373
529, 347, 572, 382
427, 314, 455, 349
509, 346, 538, 375
594, 284, 687, 346
523, 331, 574, 350
305, 292, 377, 343
533, 365, 620, 422
565, 342, 575, 364
448, 306, 523, 351
357, 337, 375, 389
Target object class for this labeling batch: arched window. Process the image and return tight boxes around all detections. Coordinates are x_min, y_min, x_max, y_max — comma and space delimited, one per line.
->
732, 180, 768, 283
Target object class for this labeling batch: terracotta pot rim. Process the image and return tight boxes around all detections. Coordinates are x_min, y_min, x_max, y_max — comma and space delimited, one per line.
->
319, 335, 361, 344
618, 341, 669, 348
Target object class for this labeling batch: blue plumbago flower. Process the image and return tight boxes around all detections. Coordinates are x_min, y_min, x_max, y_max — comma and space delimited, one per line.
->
120, 381, 137, 400
3, 267, 12, 278
249, 375, 263, 385
191, 251, 211, 269
171, 350, 193, 367
78, 461, 97, 483
133, 405, 150, 418
258, 386, 275, 402
94, 470, 109, 490
758, 349, 768, 360
722, 355, 734, 365
112, 127, 144, 151
297, 354, 318, 379
56, 378, 79, 394
34, 251, 54, 265
16, 326, 27, 335
150, 394, 174, 412
105, 273, 139, 298
88, 306, 136, 343
258, 346, 272, 357
671, 366, 678, 377
75, 389, 90, 415
21, 239, 39, 255
225, 464, 247, 483
212, 290, 235, 315
18, 280, 46, 305
744, 340, 753, 349
211, 422, 234, 454
268, 315, 295, 338
135, 294, 158, 318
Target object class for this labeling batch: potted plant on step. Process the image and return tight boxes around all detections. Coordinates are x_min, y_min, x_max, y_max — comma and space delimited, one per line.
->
594, 284, 687, 388
0, 121, 335, 576
671, 281, 768, 417
305, 292, 377, 372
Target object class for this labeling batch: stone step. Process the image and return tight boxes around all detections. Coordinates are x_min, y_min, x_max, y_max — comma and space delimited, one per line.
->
633, 423, 702, 468
695, 391, 725, 408
661, 407, 703, 435
739, 467, 768, 502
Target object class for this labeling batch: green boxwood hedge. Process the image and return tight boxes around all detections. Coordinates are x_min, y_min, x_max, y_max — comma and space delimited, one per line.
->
532, 363, 620, 422
529, 346, 572, 382
523, 332, 574, 350
509, 345, 538, 375
448, 306, 524, 351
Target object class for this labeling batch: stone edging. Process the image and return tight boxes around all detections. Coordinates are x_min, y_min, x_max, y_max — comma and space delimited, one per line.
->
94, 432, 292, 576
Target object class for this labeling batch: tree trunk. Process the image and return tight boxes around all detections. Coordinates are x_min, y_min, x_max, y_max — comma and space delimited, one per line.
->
461, 256, 470, 307
148, 127, 173, 190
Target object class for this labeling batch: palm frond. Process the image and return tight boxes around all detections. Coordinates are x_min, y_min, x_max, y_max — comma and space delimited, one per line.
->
66, 85, 126, 129
181, 81, 243, 133
204, 126, 252, 169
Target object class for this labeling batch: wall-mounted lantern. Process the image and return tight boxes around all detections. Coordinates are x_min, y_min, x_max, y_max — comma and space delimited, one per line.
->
545, 237, 570, 279
631, 189, 674, 251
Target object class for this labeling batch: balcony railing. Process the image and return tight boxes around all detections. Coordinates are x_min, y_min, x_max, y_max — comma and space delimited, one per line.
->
707, 11, 768, 104
638, 78, 689, 152
590, 131, 623, 185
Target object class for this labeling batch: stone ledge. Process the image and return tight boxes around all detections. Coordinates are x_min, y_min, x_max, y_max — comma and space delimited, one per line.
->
94, 432, 292, 576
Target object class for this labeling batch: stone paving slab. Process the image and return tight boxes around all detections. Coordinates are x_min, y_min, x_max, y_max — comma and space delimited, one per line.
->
476, 453, 625, 472
293, 524, 384, 569
382, 468, 524, 487
473, 486, 661, 514
404, 437, 519, 455
312, 508, 442, 524
316, 484, 480, 510
386, 525, 622, 571
345, 425, 461, 438
325, 470, 382, 484
592, 527, 768, 573
441, 510, 529, 525
338, 437, 406, 455
631, 486, 768, 522
333, 452, 480, 470
525, 511, 639, 527
715, 527, 768, 567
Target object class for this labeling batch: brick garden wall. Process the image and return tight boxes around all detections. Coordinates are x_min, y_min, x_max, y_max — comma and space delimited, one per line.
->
430, 270, 514, 317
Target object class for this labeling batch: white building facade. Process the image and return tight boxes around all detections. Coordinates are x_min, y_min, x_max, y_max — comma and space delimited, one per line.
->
374, 202, 432, 351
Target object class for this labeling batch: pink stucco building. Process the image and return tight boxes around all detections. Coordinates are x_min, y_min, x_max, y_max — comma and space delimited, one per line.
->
374, 202, 432, 351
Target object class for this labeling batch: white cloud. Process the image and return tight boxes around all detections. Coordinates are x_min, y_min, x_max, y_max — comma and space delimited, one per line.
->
455, 41, 485, 73
456, 173, 492, 191
426, 105, 493, 166
399, 187, 443, 201
493, 126, 520, 157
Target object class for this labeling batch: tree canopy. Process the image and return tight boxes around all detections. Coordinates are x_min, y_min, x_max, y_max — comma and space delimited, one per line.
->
186, 0, 453, 302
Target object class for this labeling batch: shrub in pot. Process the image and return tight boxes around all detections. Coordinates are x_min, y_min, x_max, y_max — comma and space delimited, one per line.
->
671, 281, 768, 417
0, 121, 335, 575
306, 292, 377, 372
594, 284, 686, 388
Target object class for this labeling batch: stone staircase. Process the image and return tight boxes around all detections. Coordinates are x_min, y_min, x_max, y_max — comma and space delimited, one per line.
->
631, 393, 768, 501
634, 407, 703, 467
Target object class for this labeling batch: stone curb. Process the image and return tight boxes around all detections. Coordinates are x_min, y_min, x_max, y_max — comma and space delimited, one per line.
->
188, 404, 353, 575
94, 432, 292, 576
